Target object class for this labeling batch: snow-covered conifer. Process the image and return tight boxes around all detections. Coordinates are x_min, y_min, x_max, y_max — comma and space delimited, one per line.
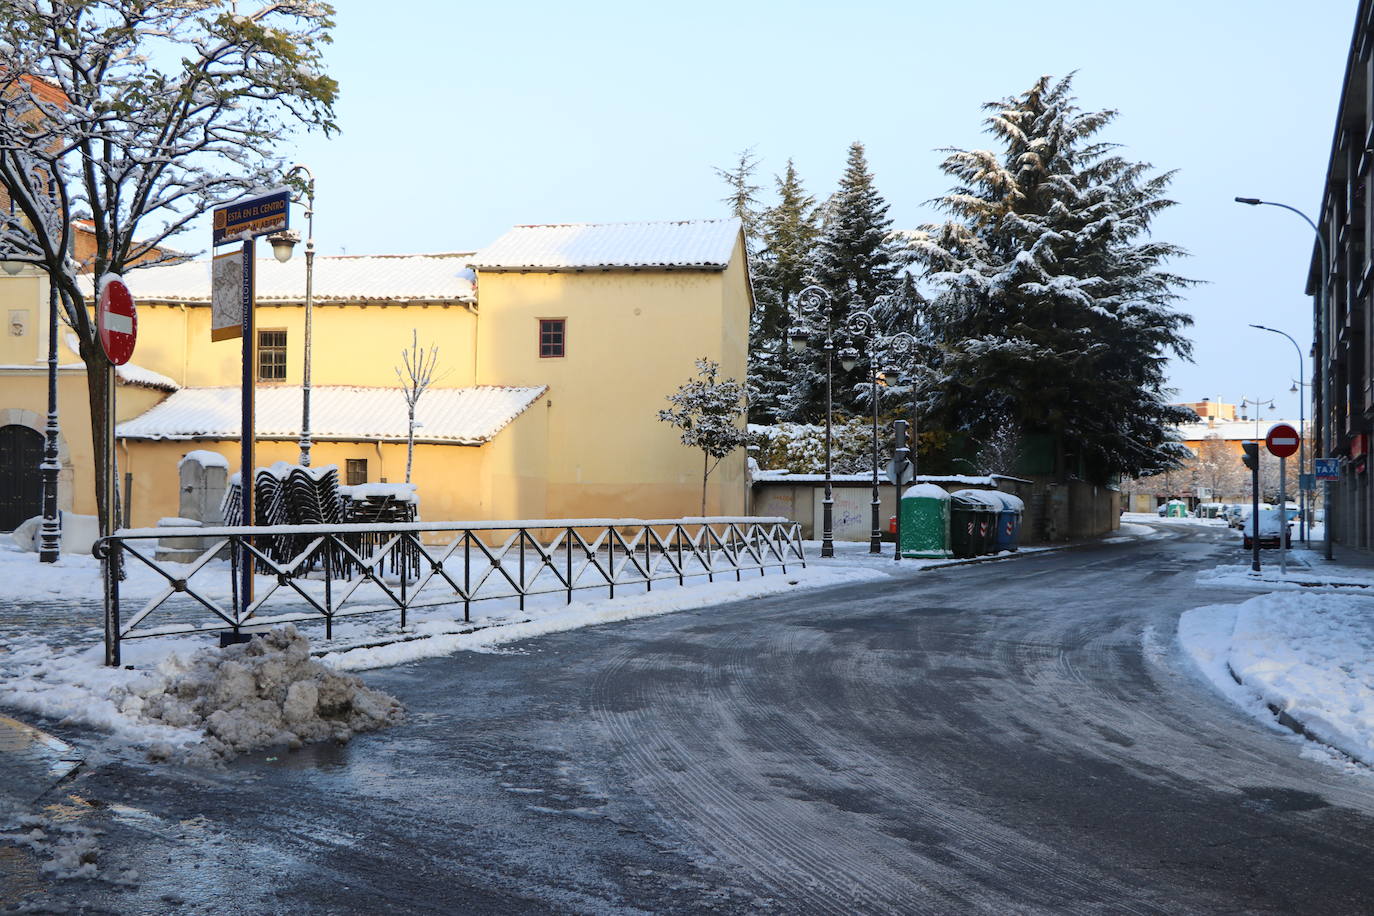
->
910, 74, 1195, 482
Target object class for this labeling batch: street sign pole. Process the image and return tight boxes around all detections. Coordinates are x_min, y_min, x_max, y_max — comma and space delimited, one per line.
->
211, 189, 289, 644
1251, 452, 1260, 573
1279, 456, 1287, 576
236, 238, 254, 645
893, 420, 908, 562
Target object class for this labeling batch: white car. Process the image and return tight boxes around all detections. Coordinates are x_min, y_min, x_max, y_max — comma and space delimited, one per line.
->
1241, 508, 1294, 550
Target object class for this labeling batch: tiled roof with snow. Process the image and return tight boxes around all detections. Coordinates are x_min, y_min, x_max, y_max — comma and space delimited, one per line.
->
1179, 419, 1305, 442
101, 253, 476, 304
62, 333, 178, 391
117, 384, 547, 445
470, 219, 741, 271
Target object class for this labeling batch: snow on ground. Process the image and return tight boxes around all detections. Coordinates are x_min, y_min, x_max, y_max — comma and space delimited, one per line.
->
1180, 592, 1374, 766
0, 521, 1139, 757
1182, 541, 1374, 767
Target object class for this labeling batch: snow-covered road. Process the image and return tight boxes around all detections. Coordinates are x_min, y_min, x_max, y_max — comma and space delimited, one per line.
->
7, 520, 1374, 912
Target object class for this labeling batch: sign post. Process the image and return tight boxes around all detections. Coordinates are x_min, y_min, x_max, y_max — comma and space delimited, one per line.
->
211, 190, 289, 643
1266, 423, 1301, 576
889, 420, 914, 561
97, 275, 136, 666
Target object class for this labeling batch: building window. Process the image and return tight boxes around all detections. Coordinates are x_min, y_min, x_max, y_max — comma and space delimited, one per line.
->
346, 459, 367, 486
539, 319, 565, 358
257, 328, 287, 381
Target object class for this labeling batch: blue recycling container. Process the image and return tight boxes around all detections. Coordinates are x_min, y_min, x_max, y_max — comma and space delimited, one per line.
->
986, 491, 1025, 552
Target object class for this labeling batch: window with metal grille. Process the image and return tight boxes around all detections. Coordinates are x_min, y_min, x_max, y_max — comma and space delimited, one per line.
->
257, 328, 287, 381
346, 459, 367, 486
539, 319, 565, 358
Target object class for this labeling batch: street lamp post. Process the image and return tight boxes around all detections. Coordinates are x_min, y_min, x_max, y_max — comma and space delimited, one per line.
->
1249, 323, 1308, 545
3, 260, 62, 560
844, 299, 919, 555
1235, 196, 1332, 559
789, 285, 847, 559
268, 165, 316, 467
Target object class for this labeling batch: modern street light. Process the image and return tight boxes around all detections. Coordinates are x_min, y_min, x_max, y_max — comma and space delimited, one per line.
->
788, 285, 848, 558
1249, 323, 1309, 545
1239, 396, 1277, 440
268, 164, 316, 467
1235, 196, 1332, 559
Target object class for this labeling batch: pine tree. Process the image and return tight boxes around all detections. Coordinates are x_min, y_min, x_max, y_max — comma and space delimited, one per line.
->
714, 148, 763, 248
911, 74, 1195, 483
748, 160, 819, 423
793, 142, 901, 419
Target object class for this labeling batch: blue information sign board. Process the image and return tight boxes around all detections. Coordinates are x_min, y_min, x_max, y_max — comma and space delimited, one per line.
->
1315, 458, 1341, 481
211, 189, 290, 245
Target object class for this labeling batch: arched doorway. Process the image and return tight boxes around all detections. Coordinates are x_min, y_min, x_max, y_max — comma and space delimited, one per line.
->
0, 424, 43, 531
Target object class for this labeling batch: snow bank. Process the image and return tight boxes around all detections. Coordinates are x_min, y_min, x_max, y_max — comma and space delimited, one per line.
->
1180, 591, 1374, 764
124, 626, 403, 761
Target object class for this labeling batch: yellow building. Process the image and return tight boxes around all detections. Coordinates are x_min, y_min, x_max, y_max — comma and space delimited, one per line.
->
0, 219, 752, 530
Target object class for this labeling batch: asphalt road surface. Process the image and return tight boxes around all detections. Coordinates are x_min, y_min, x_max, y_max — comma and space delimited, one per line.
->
7, 522, 1374, 914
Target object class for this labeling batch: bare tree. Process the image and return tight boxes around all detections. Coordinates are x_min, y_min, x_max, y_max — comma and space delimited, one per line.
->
0, 1, 337, 533
395, 329, 444, 484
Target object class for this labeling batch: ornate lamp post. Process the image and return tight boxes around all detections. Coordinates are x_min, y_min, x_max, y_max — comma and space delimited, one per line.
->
843, 300, 918, 554
1235, 196, 1331, 559
788, 285, 846, 558
3, 260, 61, 560
268, 164, 316, 466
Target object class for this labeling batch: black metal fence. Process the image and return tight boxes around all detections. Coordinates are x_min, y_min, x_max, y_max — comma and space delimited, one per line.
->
93, 517, 806, 665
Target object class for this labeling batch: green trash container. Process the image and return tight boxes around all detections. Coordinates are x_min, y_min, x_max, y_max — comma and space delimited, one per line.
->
899, 484, 952, 558
1166, 500, 1188, 518
951, 489, 1000, 556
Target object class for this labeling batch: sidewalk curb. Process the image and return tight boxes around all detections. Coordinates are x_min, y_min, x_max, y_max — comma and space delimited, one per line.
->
0, 713, 83, 807
914, 535, 1115, 571
1223, 663, 1344, 756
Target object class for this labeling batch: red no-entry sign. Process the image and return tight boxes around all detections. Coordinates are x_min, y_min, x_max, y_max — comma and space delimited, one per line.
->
96, 274, 137, 366
1265, 422, 1300, 459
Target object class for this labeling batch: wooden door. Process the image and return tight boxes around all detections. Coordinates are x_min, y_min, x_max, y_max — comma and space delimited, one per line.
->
0, 424, 43, 531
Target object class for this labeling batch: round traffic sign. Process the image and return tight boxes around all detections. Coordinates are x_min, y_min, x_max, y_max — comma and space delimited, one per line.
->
1265, 422, 1300, 459
97, 274, 136, 366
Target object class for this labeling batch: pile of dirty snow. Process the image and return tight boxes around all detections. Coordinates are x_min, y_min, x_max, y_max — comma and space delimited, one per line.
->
115, 625, 403, 761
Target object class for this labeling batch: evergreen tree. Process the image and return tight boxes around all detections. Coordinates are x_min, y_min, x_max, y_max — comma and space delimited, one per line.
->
794, 142, 901, 419
911, 74, 1195, 483
814, 142, 901, 315
749, 160, 819, 423
714, 148, 763, 249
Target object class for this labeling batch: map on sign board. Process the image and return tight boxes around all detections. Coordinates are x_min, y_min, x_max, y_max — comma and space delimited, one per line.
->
211, 250, 245, 341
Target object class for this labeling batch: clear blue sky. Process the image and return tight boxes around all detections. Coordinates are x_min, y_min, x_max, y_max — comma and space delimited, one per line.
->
274, 0, 1354, 424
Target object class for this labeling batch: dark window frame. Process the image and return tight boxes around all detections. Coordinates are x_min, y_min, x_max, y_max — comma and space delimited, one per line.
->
539, 318, 566, 358
345, 458, 368, 486
257, 327, 288, 382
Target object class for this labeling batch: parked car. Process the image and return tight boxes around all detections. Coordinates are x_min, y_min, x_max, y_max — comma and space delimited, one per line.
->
1241, 508, 1294, 550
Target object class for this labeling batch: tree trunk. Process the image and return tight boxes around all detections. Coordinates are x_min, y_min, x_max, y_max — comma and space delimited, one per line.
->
701, 450, 708, 517
82, 343, 115, 534
406, 404, 415, 484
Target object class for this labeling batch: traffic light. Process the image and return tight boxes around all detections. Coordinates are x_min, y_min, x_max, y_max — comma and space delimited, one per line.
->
1241, 440, 1259, 471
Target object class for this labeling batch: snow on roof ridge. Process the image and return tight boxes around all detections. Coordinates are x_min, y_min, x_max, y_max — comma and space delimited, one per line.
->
511, 218, 734, 229
117, 384, 548, 445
